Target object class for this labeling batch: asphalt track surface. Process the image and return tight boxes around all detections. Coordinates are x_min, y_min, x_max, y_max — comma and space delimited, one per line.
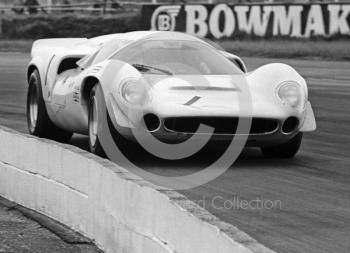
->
0, 52, 349, 253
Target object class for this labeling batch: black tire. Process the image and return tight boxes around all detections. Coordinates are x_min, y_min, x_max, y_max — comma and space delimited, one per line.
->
88, 85, 106, 157
26, 70, 73, 143
261, 132, 303, 158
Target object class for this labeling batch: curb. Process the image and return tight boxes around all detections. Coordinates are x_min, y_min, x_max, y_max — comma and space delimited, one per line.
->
0, 125, 275, 253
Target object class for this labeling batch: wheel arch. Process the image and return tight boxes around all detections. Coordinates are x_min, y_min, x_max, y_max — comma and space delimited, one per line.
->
81, 76, 100, 104
27, 64, 38, 83
27, 54, 50, 102
27, 62, 49, 104
27, 54, 47, 82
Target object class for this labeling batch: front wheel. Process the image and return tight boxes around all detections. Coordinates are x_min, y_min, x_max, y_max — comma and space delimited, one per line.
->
88, 85, 106, 157
261, 132, 303, 158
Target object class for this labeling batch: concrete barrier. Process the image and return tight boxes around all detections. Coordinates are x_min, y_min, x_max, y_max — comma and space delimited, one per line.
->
0, 125, 275, 253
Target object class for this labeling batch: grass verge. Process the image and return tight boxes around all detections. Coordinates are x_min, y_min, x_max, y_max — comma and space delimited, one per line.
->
0, 39, 349, 61
218, 39, 350, 61
0, 40, 33, 53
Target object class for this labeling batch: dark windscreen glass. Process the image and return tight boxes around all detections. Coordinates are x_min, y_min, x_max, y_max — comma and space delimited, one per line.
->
112, 40, 242, 75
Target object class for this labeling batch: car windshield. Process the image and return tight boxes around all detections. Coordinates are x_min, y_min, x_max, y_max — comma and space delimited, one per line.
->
111, 40, 242, 75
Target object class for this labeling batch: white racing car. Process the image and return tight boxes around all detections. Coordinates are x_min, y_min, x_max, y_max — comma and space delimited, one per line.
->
26, 31, 316, 158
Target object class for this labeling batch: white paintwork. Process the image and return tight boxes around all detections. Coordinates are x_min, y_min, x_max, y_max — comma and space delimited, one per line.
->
27, 31, 316, 143
220, 51, 248, 72
300, 102, 317, 132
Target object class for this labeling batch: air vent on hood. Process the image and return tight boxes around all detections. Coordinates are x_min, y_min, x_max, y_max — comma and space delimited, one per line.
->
170, 86, 238, 91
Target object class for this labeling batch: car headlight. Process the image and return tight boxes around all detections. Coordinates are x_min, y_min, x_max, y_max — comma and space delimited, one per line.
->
277, 81, 306, 109
121, 79, 148, 105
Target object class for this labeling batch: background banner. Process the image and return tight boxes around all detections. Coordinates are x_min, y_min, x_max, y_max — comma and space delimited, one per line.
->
140, 3, 350, 38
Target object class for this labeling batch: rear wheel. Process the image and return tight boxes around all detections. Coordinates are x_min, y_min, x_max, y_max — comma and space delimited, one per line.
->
261, 132, 303, 158
26, 70, 73, 143
88, 85, 106, 157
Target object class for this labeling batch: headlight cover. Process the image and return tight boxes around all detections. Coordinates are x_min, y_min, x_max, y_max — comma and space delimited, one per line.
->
121, 79, 148, 105
277, 81, 306, 109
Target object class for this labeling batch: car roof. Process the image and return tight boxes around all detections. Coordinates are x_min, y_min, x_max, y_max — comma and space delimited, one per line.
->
89, 31, 204, 46
76, 31, 211, 68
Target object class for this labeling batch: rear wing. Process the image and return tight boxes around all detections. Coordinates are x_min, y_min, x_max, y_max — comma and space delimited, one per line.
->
31, 38, 87, 57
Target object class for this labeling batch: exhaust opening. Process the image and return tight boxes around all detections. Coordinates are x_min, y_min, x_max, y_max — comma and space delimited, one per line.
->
143, 113, 161, 132
282, 117, 299, 134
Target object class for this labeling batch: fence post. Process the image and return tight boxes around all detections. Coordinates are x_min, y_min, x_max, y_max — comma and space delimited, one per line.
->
47, 0, 52, 14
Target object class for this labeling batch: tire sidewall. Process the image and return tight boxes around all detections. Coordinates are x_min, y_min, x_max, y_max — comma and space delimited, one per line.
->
88, 85, 106, 157
27, 70, 46, 136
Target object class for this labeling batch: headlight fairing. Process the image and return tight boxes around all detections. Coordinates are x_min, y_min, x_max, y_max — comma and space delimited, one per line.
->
121, 79, 149, 105
277, 81, 306, 109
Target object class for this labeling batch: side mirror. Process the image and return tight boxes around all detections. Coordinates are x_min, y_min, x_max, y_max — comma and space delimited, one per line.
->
220, 51, 247, 73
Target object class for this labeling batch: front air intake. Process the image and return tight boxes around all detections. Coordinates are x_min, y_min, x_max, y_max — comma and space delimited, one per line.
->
282, 117, 299, 134
164, 117, 279, 134
143, 114, 161, 132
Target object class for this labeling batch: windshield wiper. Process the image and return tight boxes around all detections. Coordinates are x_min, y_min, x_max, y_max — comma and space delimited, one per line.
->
132, 64, 172, 75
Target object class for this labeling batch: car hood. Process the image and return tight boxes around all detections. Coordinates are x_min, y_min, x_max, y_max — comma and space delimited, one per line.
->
146, 74, 242, 112
140, 74, 287, 118
144, 74, 242, 87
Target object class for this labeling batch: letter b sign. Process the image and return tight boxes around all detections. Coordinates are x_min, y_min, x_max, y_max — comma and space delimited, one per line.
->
158, 14, 171, 30
151, 6, 181, 31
